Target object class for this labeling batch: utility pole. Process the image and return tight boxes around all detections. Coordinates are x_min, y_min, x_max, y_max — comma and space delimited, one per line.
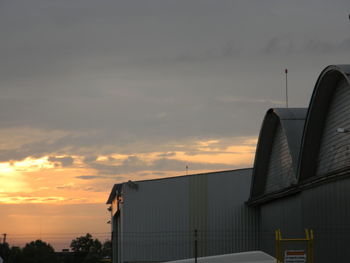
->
285, 68, 288, 108
2, 233, 7, 244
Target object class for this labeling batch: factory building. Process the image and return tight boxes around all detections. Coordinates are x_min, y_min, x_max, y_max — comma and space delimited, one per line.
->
106, 169, 257, 263
248, 65, 350, 262
107, 64, 350, 262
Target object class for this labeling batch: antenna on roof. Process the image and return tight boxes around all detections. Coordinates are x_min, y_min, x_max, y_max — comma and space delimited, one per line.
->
285, 68, 288, 108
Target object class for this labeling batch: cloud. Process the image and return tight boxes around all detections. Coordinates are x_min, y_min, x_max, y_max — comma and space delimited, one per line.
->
138, 172, 166, 177
0, 131, 96, 162
216, 96, 285, 106
260, 36, 350, 56
84, 155, 235, 176
0, 193, 66, 204
55, 183, 75, 190
157, 152, 176, 158
145, 42, 242, 65
75, 175, 100, 180
48, 156, 74, 167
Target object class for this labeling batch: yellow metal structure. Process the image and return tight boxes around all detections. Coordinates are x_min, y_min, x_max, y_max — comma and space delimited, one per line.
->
275, 229, 314, 263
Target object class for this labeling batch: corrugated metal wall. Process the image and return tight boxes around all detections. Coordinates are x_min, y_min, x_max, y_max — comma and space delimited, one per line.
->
259, 176, 350, 263
114, 169, 256, 263
317, 79, 350, 176
259, 194, 303, 256
121, 178, 190, 263
189, 172, 208, 257
264, 123, 295, 193
207, 169, 259, 256
302, 177, 350, 262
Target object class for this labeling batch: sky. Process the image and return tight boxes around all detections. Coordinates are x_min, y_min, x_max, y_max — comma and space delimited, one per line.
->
1, 0, 350, 250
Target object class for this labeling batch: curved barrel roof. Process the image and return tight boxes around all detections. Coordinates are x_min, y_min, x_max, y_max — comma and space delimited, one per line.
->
250, 108, 307, 200
298, 65, 350, 182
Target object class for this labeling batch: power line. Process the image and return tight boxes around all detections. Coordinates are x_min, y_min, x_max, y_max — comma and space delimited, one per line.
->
7, 232, 110, 236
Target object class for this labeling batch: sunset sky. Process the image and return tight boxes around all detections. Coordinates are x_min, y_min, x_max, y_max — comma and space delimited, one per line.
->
1, 0, 350, 250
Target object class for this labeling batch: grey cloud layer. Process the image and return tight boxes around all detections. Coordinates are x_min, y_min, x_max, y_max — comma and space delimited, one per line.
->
84, 156, 234, 176
1, 0, 350, 164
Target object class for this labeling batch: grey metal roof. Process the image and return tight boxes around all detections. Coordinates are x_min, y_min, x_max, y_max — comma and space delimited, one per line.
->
249, 108, 307, 200
298, 65, 350, 182
106, 168, 253, 204
274, 108, 308, 168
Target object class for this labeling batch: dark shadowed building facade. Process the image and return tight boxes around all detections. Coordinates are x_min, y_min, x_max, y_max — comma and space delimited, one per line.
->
248, 65, 350, 263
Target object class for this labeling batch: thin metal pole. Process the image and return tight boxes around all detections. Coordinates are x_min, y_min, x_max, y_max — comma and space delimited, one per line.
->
285, 69, 288, 108
194, 229, 198, 263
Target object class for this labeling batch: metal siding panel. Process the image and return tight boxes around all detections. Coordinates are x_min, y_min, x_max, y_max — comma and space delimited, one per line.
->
259, 195, 302, 256
317, 79, 350, 175
207, 169, 258, 256
259, 176, 350, 263
264, 124, 295, 194
189, 173, 208, 257
122, 177, 191, 262
114, 169, 255, 262
302, 178, 350, 263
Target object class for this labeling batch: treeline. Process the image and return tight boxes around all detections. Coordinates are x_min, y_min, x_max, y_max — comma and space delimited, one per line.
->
0, 233, 111, 263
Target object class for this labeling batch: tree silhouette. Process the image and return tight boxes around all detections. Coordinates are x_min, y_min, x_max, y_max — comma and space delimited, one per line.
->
21, 240, 57, 263
0, 242, 11, 262
8, 246, 22, 263
70, 233, 102, 263
101, 240, 111, 259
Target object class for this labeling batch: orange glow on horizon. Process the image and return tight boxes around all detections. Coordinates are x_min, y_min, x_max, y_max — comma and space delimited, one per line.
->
0, 135, 257, 251
0, 136, 257, 205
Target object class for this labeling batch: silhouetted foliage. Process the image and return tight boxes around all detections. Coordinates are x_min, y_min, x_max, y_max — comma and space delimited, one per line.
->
0, 236, 110, 263
21, 240, 57, 263
0, 242, 11, 262
101, 240, 112, 259
8, 246, 23, 263
70, 233, 103, 263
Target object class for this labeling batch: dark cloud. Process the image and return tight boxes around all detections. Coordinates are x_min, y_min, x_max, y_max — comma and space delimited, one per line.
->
157, 152, 176, 158
48, 156, 74, 167
138, 172, 166, 177
83, 156, 98, 163
76, 175, 100, 180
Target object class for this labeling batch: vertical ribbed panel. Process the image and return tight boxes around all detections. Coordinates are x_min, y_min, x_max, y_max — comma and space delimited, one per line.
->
207, 169, 259, 256
264, 123, 295, 193
259, 195, 303, 256
302, 177, 350, 263
259, 176, 350, 263
189, 173, 208, 257
114, 169, 256, 263
316, 79, 350, 176
121, 178, 190, 262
